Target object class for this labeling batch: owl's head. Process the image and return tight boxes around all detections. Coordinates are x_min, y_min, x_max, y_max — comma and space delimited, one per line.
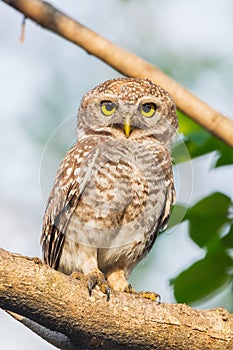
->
77, 78, 178, 146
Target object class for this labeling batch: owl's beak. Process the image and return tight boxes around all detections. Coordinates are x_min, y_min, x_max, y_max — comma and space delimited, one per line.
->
123, 116, 131, 138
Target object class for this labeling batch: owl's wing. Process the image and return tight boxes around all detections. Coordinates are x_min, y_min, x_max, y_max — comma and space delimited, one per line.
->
152, 144, 176, 233
41, 142, 99, 269
157, 182, 176, 233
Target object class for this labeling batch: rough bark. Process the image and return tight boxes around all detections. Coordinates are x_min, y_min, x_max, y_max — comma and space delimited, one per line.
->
0, 248, 232, 350
1, 0, 233, 147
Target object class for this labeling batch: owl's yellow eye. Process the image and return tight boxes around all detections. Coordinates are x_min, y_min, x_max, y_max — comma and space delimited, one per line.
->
140, 103, 157, 118
100, 101, 117, 116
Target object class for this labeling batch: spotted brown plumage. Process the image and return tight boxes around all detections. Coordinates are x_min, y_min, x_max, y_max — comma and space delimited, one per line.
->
41, 78, 177, 298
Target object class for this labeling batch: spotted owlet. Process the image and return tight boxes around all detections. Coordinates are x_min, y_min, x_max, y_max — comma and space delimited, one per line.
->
41, 78, 178, 299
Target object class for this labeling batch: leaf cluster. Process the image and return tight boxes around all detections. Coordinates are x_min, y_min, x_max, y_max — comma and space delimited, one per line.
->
170, 112, 233, 308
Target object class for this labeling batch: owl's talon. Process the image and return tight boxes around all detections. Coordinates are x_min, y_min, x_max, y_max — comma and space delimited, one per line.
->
104, 285, 111, 302
87, 273, 111, 301
125, 284, 161, 303
87, 279, 95, 297
70, 271, 83, 280
141, 291, 161, 303
125, 284, 135, 294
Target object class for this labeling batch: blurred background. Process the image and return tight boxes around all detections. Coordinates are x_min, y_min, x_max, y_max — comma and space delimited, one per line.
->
0, 0, 233, 348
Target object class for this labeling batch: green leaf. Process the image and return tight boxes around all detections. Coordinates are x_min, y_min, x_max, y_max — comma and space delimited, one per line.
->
177, 111, 233, 167
172, 249, 232, 304
185, 192, 232, 248
171, 192, 233, 304
222, 224, 233, 248
166, 204, 188, 230
177, 110, 202, 135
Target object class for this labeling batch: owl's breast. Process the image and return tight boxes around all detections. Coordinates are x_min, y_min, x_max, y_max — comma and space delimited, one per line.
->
66, 138, 168, 249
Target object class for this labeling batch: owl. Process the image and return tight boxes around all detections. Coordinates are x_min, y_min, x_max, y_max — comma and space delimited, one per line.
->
41, 78, 178, 300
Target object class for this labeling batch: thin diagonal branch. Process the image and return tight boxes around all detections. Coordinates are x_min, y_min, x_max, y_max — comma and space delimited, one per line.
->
6, 311, 75, 350
2, 0, 233, 147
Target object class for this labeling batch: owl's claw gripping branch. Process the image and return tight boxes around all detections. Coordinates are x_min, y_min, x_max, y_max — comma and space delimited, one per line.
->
87, 273, 111, 301
125, 284, 161, 303
71, 271, 111, 301
125, 284, 134, 294
141, 291, 161, 303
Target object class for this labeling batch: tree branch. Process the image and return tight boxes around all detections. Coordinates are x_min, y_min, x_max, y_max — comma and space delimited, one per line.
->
0, 247, 232, 350
6, 311, 75, 350
2, 0, 233, 147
